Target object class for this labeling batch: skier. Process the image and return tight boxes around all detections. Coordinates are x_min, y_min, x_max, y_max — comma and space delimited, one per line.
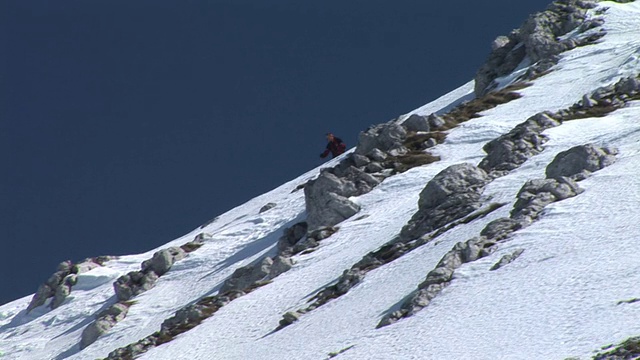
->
320, 133, 347, 159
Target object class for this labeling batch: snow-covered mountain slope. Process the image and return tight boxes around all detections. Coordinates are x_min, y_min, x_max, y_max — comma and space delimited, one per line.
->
2, 1, 640, 359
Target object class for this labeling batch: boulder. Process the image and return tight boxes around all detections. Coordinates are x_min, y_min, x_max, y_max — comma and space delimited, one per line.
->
305, 192, 360, 231
490, 249, 525, 271
26, 284, 54, 313
277, 222, 308, 252
268, 256, 294, 279
72, 261, 101, 274
402, 114, 430, 132
401, 164, 490, 240
367, 148, 388, 162
80, 303, 130, 349
142, 247, 186, 276
220, 257, 273, 293
355, 123, 407, 155
474, 0, 598, 95
479, 112, 561, 175
546, 144, 618, 180
351, 154, 370, 168
480, 218, 523, 240
511, 177, 584, 222
428, 113, 446, 129
114, 271, 160, 301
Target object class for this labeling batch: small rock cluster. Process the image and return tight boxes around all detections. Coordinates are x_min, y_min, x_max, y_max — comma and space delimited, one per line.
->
479, 75, 639, 178
26, 256, 113, 313
104, 290, 246, 360
479, 112, 562, 177
305, 117, 447, 231
594, 336, 640, 360
475, 0, 605, 96
377, 143, 617, 327
80, 236, 205, 350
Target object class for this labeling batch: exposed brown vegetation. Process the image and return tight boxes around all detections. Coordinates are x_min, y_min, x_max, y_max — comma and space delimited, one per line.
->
441, 83, 530, 127
389, 152, 441, 173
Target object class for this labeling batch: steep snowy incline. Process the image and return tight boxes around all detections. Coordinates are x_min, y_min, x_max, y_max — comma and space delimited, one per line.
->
0, 1, 639, 360
131, 2, 637, 359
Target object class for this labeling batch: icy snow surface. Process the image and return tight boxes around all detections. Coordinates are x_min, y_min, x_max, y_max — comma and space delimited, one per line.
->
1, 2, 639, 359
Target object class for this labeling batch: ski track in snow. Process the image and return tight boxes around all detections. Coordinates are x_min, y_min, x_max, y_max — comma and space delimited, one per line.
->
1, 2, 640, 360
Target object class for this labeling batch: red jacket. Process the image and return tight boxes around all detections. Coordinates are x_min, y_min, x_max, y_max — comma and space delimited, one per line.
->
321, 137, 346, 158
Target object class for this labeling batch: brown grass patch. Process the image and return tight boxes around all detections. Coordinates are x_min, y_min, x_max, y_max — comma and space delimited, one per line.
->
442, 82, 530, 126
404, 132, 447, 151
390, 152, 441, 173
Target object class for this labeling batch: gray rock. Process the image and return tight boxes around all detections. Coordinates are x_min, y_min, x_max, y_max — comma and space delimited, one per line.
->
57, 260, 73, 272
401, 164, 490, 240
51, 283, 71, 309
308, 226, 338, 241
142, 247, 186, 277
351, 154, 370, 168
305, 177, 361, 230
614, 76, 640, 95
268, 256, 294, 279
424, 138, 438, 148
114, 270, 160, 302
492, 35, 511, 50
418, 164, 490, 210
428, 113, 446, 129
161, 304, 205, 333
479, 112, 561, 174
402, 114, 431, 132
72, 261, 101, 274
546, 144, 618, 180
365, 162, 385, 173
490, 249, 525, 271
511, 177, 584, 221
220, 257, 273, 293
480, 218, 523, 240
355, 123, 407, 155
26, 284, 53, 313
80, 303, 131, 349
419, 267, 453, 288
259, 202, 277, 213
277, 222, 308, 252
367, 148, 388, 162
81, 317, 118, 349
474, 0, 598, 95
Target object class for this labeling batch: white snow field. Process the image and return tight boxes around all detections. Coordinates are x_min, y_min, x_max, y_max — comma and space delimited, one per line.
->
1, 1, 640, 359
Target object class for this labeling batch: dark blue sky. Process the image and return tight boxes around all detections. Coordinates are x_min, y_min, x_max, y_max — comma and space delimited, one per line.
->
0, 0, 551, 305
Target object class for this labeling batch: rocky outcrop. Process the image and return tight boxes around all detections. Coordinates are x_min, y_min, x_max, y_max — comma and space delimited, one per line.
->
546, 143, 617, 180
378, 143, 617, 327
511, 177, 585, 224
490, 249, 525, 271
80, 302, 130, 349
80, 236, 206, 349
304, 171, 361, 231
594, 336, 640, 360
114, 247, 187, 302
475, 0, 604, 96
401, 114, 431, 132
479, 112, 561, 177
354, 122, 407, 156
400, 164, 491, 241
480, 75, 640, 178
26, 256, 114, 313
